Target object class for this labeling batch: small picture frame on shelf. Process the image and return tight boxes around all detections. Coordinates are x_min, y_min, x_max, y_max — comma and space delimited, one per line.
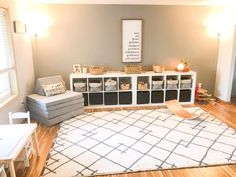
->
73, 64, 82, 73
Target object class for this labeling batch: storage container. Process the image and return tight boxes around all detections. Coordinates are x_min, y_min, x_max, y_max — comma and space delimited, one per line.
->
120, 83, 130, 90
152, 80, 164, 89
124, 65, 142, 74
180, 79, 192, 88
166, 80, 178, 89
138, 82, 148, 90
89, 82, 102, 92
74, 82, 87, 92
105, 79, 117, 91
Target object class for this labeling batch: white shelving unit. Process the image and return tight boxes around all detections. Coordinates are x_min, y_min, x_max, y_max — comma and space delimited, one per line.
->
70, 71, 197, 107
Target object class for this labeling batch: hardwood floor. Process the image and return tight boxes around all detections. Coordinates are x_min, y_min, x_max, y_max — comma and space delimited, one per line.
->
13, 101, 236, 177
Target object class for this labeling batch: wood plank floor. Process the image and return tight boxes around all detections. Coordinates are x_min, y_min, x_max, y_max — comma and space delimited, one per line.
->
12, 101, 236, 177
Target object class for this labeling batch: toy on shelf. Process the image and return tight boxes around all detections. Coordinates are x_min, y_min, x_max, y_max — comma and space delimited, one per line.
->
195, 83, 216, 104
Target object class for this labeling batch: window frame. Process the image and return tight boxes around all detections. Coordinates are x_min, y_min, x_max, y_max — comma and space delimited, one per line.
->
0, 7, 18, 109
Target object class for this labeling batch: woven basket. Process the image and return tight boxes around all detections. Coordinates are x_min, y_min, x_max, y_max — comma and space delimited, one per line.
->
120, 83, 130, 90
138, 82, 148, 90
152, 65, 165, 73
124, 65, 142, 74
89, 66, 104, 75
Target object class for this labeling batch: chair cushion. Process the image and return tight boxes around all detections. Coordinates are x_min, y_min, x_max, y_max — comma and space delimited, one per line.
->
27, 98, 83, 111
30, 108, 84, 126
28, 102, 84, 118
35, 75, 66, 96
27, 90, 83, 107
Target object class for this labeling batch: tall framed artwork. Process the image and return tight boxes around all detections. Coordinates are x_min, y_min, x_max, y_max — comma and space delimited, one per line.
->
122, 19, 142, 63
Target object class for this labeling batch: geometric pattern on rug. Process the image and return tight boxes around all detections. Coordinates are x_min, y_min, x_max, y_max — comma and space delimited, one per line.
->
42, 107, 236, 177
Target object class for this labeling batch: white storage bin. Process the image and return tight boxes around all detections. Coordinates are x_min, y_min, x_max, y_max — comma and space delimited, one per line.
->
167, 80, 178, 89
89, 82, 102, 92
181, 79, 192, 88
105, 79, 117, 91
74, 82, 87, 92
152, 80, 164, 89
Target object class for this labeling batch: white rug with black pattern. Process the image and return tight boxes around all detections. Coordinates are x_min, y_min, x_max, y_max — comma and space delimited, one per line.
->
42, 107, 236, 177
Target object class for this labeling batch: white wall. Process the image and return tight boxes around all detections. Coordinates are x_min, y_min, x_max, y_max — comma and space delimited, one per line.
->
214, 6, 236, 102
0, 0, 35, 124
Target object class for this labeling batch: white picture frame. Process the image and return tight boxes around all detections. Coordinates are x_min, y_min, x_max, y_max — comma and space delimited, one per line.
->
73, 64, 82, 73
122, 19, 142, 63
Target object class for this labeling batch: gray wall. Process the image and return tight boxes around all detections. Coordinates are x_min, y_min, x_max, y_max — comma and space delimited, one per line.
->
32, 4, 221, 92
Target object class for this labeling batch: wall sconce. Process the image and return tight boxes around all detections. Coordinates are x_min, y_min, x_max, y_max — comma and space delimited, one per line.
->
27, 11, 50, 37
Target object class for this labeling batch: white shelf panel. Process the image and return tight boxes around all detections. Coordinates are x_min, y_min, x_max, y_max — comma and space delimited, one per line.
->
70, 70, 197, 106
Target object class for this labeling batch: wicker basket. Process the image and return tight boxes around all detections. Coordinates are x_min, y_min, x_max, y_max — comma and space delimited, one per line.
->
138, 82, 148, 90
124, 65, 142, 74
152, 65, 165, 73
89, 66, 104, 75
120, 83, 130, 90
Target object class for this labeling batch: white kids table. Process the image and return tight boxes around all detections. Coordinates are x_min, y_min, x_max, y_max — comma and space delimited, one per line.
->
0, 124, 40, 177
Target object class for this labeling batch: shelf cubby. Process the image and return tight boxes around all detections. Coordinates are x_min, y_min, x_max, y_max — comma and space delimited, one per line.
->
70, 71, 196, 107
165, 90, 178, 101
119, 91, 132, 105
151, 91, 164, 103
137, 91, 150, 104
104, 92, 118, 105
83, 93, 89, 106
179, 90, 192, 102
89, 93, 103, 105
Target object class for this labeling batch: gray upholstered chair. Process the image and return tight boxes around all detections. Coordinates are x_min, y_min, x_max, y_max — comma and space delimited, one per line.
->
26, 75, 84, 126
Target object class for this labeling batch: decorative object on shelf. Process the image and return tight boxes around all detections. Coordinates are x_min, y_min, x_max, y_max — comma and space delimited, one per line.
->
176, 59, 190, 72
89, 65, 104, 75
124, 65, 142, 74
152, 64, 165, 73
122, 19, 142, 63
13, 21, 27, 34
73, 64, 82, 73
138, 81, 148, 90
105, 79, 117, 91
82, 67, 88, 74
152, 80, 164, 89
89, 82, 102, 92
74, 82, 86, 92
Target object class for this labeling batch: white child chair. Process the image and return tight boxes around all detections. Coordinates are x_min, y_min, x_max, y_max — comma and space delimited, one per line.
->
8, 111, 34, 167
0, 164, 7, 177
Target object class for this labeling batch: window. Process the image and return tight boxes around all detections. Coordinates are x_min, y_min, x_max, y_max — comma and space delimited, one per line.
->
0, 8, 17, 105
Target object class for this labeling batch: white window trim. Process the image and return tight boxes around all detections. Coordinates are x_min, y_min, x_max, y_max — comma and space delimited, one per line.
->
0, 7, 18, 109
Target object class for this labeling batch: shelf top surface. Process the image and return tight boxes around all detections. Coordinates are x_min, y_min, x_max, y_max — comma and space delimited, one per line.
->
70, 70, 196, 78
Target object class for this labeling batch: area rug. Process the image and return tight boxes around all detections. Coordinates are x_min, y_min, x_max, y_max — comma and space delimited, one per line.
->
42, 107, 236, 177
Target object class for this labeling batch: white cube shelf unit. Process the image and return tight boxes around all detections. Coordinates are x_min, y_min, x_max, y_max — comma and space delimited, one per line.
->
70, 71, 197, 107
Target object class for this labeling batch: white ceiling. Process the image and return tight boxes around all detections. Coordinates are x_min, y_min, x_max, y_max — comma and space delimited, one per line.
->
29, 0, 234, 5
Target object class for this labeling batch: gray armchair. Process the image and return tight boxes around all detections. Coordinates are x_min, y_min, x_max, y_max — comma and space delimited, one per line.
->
26, 75, 84, 126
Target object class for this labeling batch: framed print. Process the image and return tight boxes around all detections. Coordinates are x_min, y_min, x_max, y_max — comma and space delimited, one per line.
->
122, 19, 142, 63
73, 64, 82, 73
13, 21, 26, 34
